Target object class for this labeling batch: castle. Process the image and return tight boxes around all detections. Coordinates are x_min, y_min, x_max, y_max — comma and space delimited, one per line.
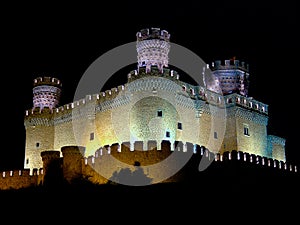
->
0, 28, 298, 190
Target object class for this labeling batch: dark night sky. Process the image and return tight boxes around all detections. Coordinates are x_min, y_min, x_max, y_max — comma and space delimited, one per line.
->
1, 1, 299, 170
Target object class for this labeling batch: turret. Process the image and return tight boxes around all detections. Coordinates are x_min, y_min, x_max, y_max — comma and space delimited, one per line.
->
41, 150, 62, 186
61, 146, 85, 183
136, 28, 170, 73
209, 59, 250, 96
32, 76, 62, 111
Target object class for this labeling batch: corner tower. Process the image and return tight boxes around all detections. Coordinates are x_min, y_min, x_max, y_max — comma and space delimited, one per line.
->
24, 76, 62, 173
209, 59, 249, 96
33, 76, 62, 111
136, 28, 170, 73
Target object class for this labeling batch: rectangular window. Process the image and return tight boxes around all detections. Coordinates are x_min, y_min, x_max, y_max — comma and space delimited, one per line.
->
90, 132, 95, 141
214, 131, 218, 139
177, 122, 182, 130
166, 131, 170, 138
26, 158, 29, 164
244, 125, 250, 136
36, 142, 40, 148
157, 110, 163, 117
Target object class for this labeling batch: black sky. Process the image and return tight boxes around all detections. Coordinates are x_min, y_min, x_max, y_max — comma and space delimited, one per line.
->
1, 1, 299, 170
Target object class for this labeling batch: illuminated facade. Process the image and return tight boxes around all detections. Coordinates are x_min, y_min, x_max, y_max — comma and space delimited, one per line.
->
0, 28, 294, 190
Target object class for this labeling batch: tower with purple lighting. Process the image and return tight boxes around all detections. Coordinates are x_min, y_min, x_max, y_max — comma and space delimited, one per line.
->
209, 59, 249, 96
136, 28, 170, 73
32, 76, 62, 111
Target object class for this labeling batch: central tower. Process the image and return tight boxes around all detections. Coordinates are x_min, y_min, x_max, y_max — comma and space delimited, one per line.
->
136, 28, 170, 73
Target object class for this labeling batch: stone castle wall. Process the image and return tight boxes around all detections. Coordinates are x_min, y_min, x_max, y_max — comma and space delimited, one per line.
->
0, 142, 297, 191
24, 108, 55, 170
23, 74, 285, 175
0, 169, 43, 191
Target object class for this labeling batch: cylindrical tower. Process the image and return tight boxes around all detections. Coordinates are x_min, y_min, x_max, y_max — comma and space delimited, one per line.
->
41, 150, 62, 186
136, 28, 170, 73
32, 76, 62, 110
61, 146, 85, 183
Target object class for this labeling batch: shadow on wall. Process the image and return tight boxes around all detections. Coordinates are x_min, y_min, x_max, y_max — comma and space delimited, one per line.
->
109, 161, 153, 186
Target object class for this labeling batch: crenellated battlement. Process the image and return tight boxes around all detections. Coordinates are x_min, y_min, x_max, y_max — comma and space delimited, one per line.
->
136, 28, 170, 42
33, 76, 62, 88
25, 84, 127, 117
214, 150, 297, 172
209, 59, 249, 73
77, 141, 298, 174
224, 93, 268, 114
25, 106, 54, 116
0, 168, 43, 190
183, 86, 268, 115
128, 67, 181, 83
1, 168, 43, 178
26, 69, 188, 119
24, 74, 268, 129
1, 142, 298, 191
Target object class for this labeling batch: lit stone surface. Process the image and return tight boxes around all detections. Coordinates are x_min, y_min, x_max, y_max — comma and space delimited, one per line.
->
7, 27, 288, 190
136, 28, 170, 73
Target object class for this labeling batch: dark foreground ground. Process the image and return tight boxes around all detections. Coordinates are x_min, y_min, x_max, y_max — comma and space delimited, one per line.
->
1, 160, 299, 223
